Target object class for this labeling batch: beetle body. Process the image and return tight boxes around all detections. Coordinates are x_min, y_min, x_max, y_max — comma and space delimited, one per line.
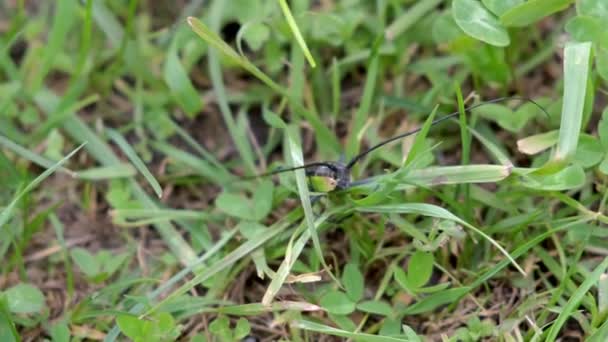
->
305, 162, 350, 192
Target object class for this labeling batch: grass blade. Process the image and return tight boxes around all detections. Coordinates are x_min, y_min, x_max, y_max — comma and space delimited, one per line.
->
546, 257, 608, 341
278, 0, 316, 68
0, 134, 75, 176
555, 41, 591, 161
0, 142, 85, 229
293, 319, 409, 341
187, 16, 340, 152
107, 128, 163, 198
356, 203, 526, 276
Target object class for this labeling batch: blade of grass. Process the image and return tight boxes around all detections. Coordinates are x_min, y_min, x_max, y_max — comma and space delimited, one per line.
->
187, 16, 340, 153
0, 142, 85, 229
29, 0, 77, 91
356, 203, 526, 275
140, 209, 303, 318
554, 41, 591, 161
49, 214, 74, 299
346, 36, 382, 160
207, 0, 257, 174
293, 319, 409, 341
454, 84, 472, 221
262, 208, 336, 305
284, 125, 338, 288
35, 88, 197, 266
278, 0, 316, 68
104, 227, 239, 342
0, 134, 75, 176
546, 257, 608, 341
404, 105, 439, 167
76, 164, 137, 180
385, 0, 443, 40
107, 128, 163, 198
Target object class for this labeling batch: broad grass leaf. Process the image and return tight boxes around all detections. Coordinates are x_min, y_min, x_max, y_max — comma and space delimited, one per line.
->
452, 0, 509, 47
4, 283, 46, 314
517, 130, 559, 155
555, 42, 591, 160
320, 290, 356, 315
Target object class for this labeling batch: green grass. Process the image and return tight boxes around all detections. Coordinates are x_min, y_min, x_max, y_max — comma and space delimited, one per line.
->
1, 1, 608, 341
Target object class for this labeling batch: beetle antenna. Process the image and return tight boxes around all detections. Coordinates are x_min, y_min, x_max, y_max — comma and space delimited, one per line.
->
346, 96, 550, 169
242, 161, 336, 180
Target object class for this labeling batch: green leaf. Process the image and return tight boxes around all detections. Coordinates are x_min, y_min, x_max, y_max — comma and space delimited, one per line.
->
579, 0, 608, 21
555, 42, 592, 161
599, 109, 608, 148
107, 128, 163, 198
237, 221, 267, 240
356, 300, 394, 317
252, 180, 274, 219
163, 44, 203, 117
500, 0, 574, 27
546, 257, 608, 341
402, 287, 472, 315
234, 318, 251, 339
573, 134, 604, 168
0, 296, 18, 342
4, 283, 46, 314
482, 0, 523, 16
49, 320, 70, 342
408, 251, 434, 288
432, 12, 464, 44
599, 156, 608, 175
517, 130, 559, 155
393, 265, 414, 294
241, 22, 270, 51
565, 16, 604, 43
519, 164, 586, 190
294, 319, 409, 341
452, 0, 510, 47
216, 181, 272, 221
70, 247, 100, 277
342, 263, 364, 302
599, 47, 608, 82
117, 314, 146, 340
262, 109, 287, 129
209, 315, 232, 340
320, 290, 356, 315
473, 103, 536, 132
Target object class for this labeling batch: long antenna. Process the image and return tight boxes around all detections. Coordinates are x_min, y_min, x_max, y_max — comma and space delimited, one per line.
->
242, 161, 336, 180
345, 96, 549, 169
